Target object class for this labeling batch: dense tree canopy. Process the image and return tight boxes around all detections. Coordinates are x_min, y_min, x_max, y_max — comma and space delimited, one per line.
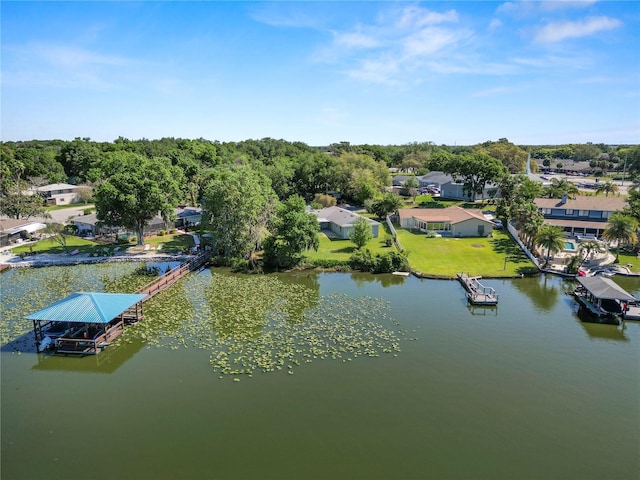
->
263, 195, 319, 269
201, 165, 278, 262
94, 153, 183, 245
442, 152, 507, 201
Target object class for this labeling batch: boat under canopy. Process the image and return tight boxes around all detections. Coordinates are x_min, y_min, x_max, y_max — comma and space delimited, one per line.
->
574, 276, 635, 319
27, 292, 147, 354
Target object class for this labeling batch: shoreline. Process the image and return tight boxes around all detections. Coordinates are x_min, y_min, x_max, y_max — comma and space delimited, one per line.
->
0, 251, 195, 269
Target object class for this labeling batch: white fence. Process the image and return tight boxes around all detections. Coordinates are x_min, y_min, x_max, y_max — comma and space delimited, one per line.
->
386, 215, 402, 252
506, 221, 541, 269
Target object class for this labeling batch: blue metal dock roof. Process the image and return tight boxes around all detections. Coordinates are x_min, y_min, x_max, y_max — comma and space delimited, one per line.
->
26, 292, 147, 324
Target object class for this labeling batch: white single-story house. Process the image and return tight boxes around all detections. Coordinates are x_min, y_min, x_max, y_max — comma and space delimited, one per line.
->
0, 218, 48, 246
72, 206, 201, 236
311, 206, 381, 239
36, 183, 85, 206
397, 207, 495, 237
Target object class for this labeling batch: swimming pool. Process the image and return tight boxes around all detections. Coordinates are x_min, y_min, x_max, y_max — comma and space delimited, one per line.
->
564, 241, 577, 251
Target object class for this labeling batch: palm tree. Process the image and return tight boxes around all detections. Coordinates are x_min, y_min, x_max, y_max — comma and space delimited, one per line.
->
578, 239, 601, 268
595, 181, 619, 197
536, 225, 566, 268
546, 178, 579, 199
602, 213, 639, 262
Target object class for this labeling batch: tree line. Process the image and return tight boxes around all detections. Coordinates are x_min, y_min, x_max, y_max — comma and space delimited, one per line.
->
1, 136, 639, 270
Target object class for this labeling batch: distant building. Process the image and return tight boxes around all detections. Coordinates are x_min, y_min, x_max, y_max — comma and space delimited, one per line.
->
417, 171, 453, 188
71, 206, 202, 237
36, 183, 85, 206
0, 218, 47, 246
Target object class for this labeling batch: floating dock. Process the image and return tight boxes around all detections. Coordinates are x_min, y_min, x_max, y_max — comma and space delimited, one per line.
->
457, 273, 498, 306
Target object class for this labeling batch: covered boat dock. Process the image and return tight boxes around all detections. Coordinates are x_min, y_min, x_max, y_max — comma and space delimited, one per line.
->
574, 277, 635, 319
27, 292, 147, 355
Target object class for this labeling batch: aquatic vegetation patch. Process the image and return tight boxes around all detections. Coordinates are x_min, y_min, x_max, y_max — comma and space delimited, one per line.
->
0, 263, 165, 349
119, 273, 403, 379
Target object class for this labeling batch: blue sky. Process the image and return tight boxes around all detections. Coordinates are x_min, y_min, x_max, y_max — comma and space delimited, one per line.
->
2, 1, 639, 146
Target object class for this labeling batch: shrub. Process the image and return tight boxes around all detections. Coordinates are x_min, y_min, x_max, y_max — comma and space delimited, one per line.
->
349, 249, 409, 273
158, 230, 166, 236
384, 236, 394, 247
349, 248, 375, 271
83, 208, 93, 215
169, 228, 176, 234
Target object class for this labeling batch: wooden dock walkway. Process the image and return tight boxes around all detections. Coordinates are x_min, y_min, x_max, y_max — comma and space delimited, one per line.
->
136, 253, 209, 301
457, 273, 498, 306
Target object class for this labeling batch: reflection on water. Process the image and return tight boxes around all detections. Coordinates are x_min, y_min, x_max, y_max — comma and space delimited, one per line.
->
574, 306, 630, 342
511, 273, 568, 311
32, 338, 147, 374
467, 305, 498, 316
2, 267, 639, 480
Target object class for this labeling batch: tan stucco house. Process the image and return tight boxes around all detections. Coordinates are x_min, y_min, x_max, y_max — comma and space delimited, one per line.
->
397, 207, 495, 237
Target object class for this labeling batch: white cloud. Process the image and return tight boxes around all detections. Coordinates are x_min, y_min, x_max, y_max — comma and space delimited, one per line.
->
534, 16, 621, 43
396, 6, 458, 29
346, 57, 401, 85
402, 27, 469, 58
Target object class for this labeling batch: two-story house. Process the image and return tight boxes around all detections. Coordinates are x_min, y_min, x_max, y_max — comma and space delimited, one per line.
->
36, 183, 84, 206
533, 195, 627, 238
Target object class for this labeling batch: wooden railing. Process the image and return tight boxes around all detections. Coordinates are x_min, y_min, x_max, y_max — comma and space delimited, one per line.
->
136, 253, 209, 301
55, 320, 125, 354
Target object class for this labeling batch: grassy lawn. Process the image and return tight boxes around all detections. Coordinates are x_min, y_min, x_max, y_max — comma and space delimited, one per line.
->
305, 231, 394, 262
46, 202, 92, 212
10, 233, 195, 255
12, 237, 99, 255
395, 229, 535, 277
128, 233, 195, 253
609, 250, 640, 273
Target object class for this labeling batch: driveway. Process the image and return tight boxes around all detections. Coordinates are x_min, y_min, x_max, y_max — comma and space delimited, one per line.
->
35, 204, 94, 224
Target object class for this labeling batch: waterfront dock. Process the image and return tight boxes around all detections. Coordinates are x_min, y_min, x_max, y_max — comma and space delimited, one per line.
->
457, 273, 498, 305
27, 253, 210, 355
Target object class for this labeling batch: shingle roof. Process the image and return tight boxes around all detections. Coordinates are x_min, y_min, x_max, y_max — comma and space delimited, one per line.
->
312, 206, 381, 228
36, 183, 80, 192
26, 292, 147, 324
534, 196, 627, 211
418, 171, 453, 185
398, 206, 494, 225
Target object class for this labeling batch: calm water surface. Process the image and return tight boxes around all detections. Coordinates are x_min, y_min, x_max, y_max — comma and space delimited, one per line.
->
1, 268, 638, 480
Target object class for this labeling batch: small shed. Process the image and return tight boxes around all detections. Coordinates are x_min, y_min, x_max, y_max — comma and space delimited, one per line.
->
27, 292, 147, 354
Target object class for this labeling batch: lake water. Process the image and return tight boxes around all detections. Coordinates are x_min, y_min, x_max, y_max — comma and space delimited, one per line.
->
1, 267, 639, 480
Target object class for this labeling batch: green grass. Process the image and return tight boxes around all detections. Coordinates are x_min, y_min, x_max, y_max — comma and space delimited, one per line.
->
12, 237, 99, 255
305, 231, 394, 262
46, 202, 92, 211
11, 233, 195, 255
609, 250, 640, 273
395, 229, 535, 277
141, 233, 195, 252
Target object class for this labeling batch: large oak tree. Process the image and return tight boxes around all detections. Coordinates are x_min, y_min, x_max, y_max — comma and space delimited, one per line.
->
94, 153, 183, 245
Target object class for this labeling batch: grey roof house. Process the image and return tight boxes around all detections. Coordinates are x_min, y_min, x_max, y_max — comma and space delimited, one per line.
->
417, 171, 453, 188
311, 206, 381, 239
